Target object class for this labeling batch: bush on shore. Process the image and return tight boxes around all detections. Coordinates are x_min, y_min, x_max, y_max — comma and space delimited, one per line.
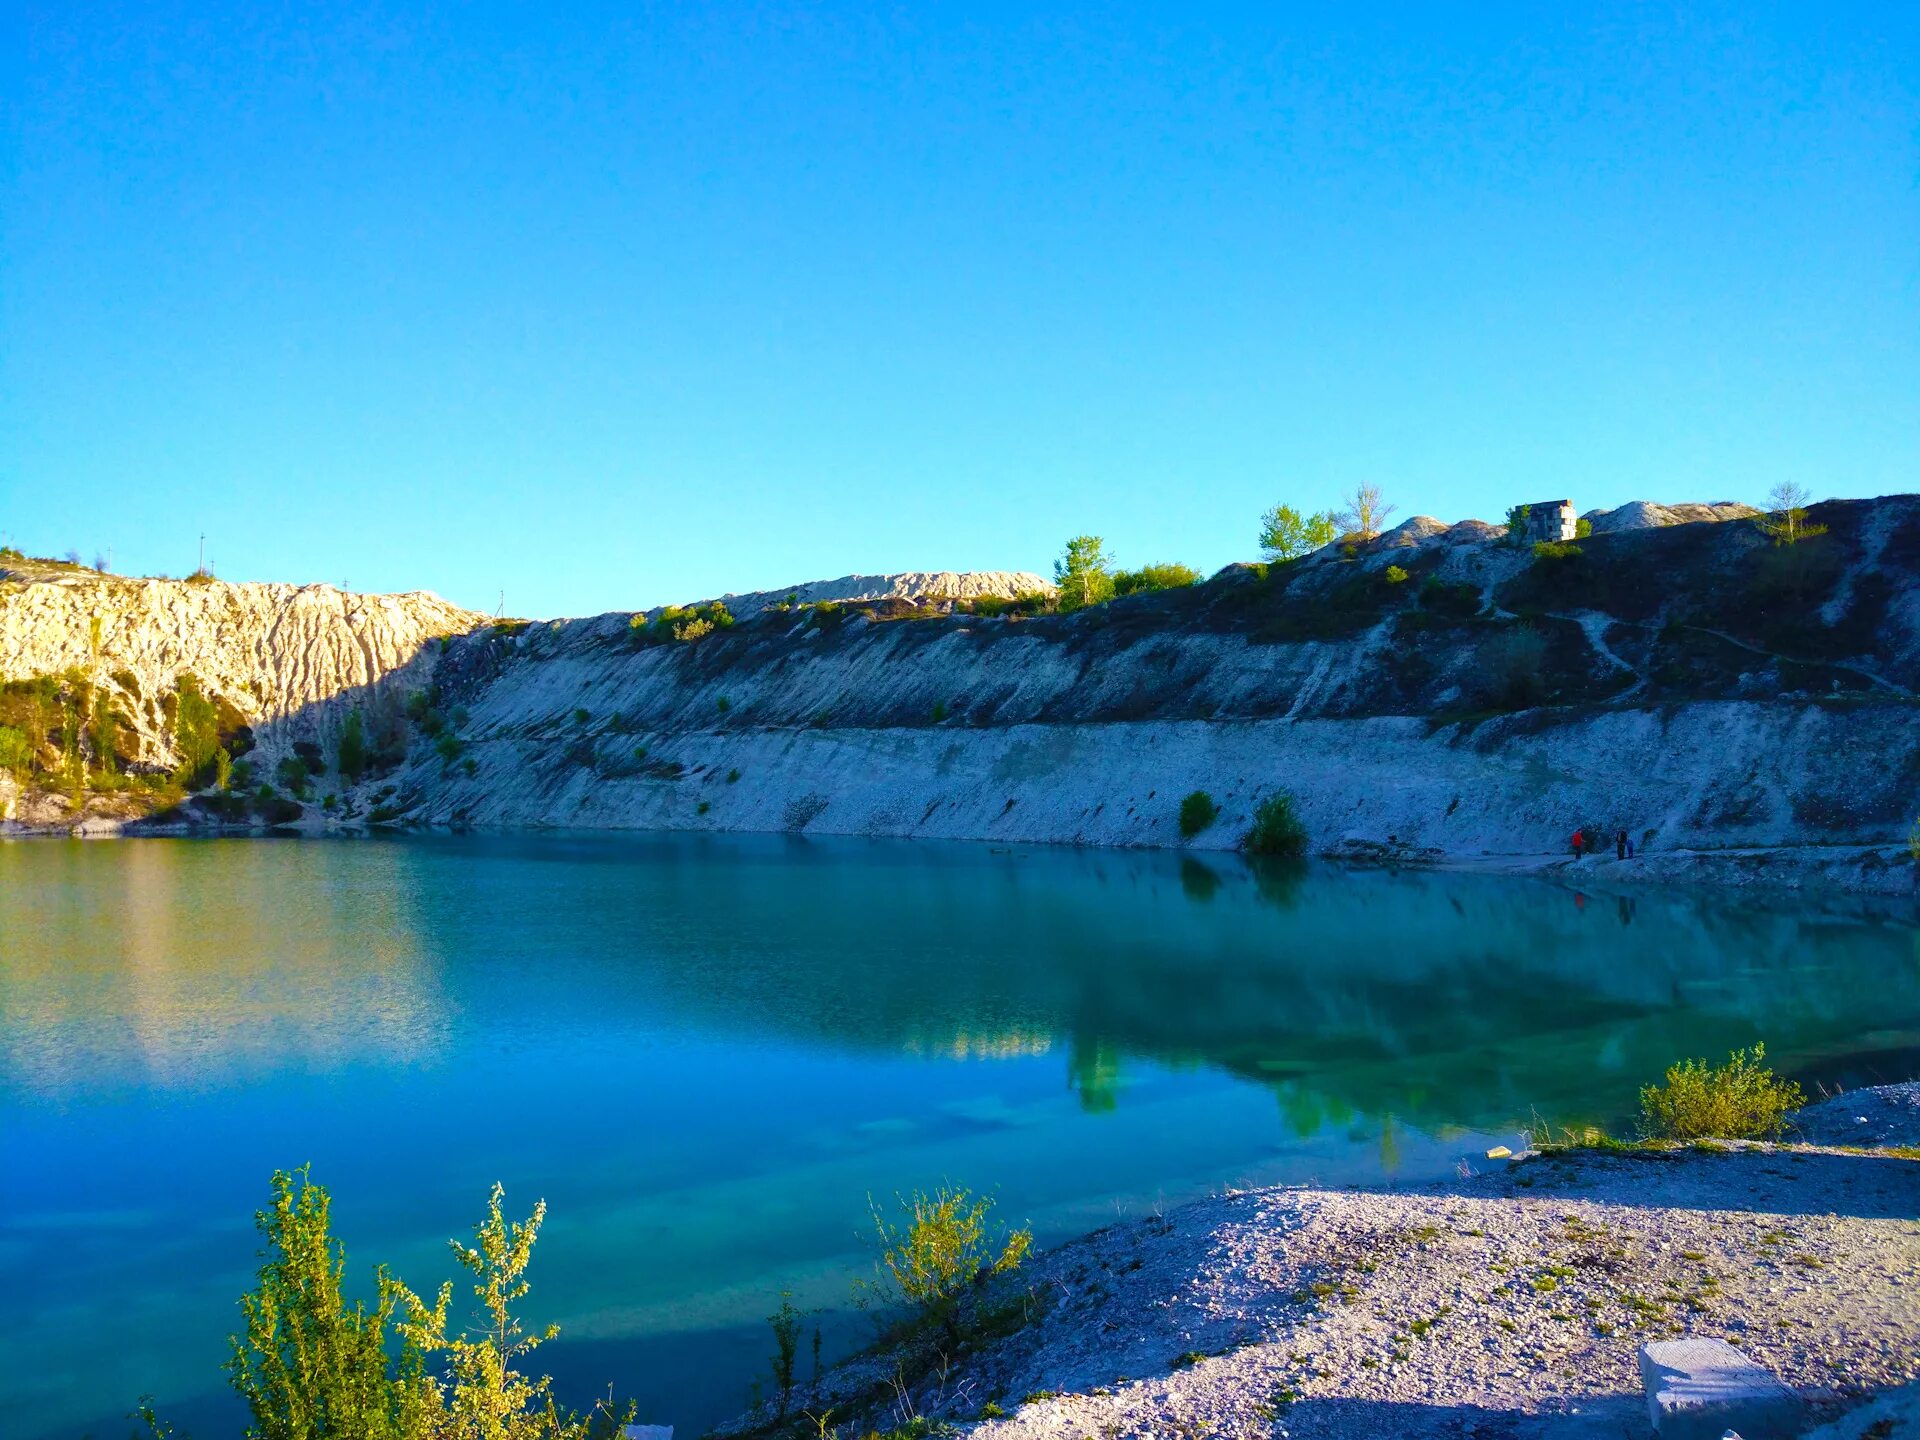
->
1178, 789, 1218, 838
139, 1169, 631, 1440
864, 1186, 1033, 1341
1638, 1043, 1804, 1141
1243, 790, 1307, 857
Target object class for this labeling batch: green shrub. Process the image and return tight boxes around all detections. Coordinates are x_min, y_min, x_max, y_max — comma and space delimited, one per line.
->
0, 724, 29, 777
337, 710, 369, 784
696, 800, 711, 815
767, 1293, 801, 1418
1638, 1044, 1805, 1141
1418, 578, 1481, 619
1114, 562, 1200, 596
1478, 624, 1548, 709
930, 700, 948, 723
1532, 540, 1583, 563
1178, 790, 1218, 838
254, 792, 304, 825
225, 1169, 432, 1440
1384, 565, 1410, 585
632, 603, 735, 645
573, 707, 590, 726
173, 673, 224, 788
865, 1186, 1033, 1338
1244, 791, 1307, 857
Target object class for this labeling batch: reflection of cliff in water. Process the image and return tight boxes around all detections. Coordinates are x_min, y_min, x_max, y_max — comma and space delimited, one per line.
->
434, 833, 1920, 1135
0, 839, 447, 1095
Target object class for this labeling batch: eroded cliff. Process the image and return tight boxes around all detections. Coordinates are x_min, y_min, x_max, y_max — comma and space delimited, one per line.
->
3, 498, 1916, 889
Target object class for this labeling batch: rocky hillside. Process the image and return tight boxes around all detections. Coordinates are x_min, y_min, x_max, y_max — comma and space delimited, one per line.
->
3, 499, 1916, 887
373, 494, 1918, 880
0, 561, 486, 825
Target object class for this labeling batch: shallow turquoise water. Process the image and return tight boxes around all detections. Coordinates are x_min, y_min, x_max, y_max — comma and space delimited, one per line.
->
3, 833, 1917, 1439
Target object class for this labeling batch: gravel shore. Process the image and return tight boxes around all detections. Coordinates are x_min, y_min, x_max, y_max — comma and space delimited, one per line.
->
768, 1088, 1920, 1440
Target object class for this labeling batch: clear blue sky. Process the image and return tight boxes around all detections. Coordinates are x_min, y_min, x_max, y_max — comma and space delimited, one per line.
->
4, 3, 1916, 618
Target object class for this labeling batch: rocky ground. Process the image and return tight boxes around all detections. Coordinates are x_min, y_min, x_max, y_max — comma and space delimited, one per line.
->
753, 1088, 1920, 1440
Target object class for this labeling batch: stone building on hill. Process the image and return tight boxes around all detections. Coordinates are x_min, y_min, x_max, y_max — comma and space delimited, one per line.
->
1512, 500, 1578, 544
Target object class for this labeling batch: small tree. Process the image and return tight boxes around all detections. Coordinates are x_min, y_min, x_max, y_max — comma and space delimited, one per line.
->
1335, 484, 1396, 544
1053, 536, 1115, 611
338, 710, 369, 784
1757, 481, 1826, 547
394, 1184, 613, 1439
865, 1186, 1033, 1338
768, 1293, 802, 1417
227, 1168, 437, 1440
1259, 506, 1339, 562
173, 673, 224, 788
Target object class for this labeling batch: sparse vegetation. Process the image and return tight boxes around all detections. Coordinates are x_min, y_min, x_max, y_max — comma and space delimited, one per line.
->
1638, 1044, 1805, 1141
1113, 562, 1200, 596
864, 1186, 1033, 1339
1757, 481, 1827, 547
1259, 505, 1339, 562
630, 602, 735, 645
1178, 789, 1218, 839
768, 1293, 802, 1417
1053, 536, 1115, 612
338, 710, 369, 783
207, 1169, 634, 1440
1244, 790, 1307, 857
1478, 624, 1548, 710
1335, 483, 1395, 543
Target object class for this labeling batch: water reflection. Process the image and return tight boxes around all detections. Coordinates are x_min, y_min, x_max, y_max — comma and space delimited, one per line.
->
3, 833, 1918, 1440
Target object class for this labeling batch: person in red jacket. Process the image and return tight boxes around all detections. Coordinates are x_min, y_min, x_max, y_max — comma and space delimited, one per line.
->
1571, 828, 1585, 859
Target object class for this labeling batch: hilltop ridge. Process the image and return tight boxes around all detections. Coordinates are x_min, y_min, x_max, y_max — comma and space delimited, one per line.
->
2, 496, 1916, 892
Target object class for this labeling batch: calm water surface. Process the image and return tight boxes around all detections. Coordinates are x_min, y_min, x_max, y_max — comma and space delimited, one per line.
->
4, 834, 1918, 1439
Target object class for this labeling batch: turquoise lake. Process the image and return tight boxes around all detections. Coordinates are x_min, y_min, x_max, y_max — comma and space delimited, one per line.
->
3, 834, 1918, 1440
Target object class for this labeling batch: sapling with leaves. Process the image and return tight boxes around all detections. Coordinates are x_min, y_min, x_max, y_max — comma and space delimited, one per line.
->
863, 1185, 1033, 1342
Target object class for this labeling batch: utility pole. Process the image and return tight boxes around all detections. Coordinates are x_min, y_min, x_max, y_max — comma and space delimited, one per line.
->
198, 534, 206, 575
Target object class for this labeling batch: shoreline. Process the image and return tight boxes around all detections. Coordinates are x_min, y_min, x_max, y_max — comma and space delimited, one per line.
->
6, 807, 1916, 900
740, 1088, 1920, 1440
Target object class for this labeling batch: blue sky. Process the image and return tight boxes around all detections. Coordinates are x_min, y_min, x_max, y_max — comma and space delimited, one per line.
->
4, 3, 1916, 618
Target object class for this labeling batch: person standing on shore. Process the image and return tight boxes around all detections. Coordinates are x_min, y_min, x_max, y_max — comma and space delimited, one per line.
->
1616, 828, 1629, 860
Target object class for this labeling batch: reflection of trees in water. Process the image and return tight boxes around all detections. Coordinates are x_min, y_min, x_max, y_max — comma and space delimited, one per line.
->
548, 837, 1920, 1140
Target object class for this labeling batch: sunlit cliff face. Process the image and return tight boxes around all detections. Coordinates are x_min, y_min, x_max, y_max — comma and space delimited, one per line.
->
0, 840, 446, 1096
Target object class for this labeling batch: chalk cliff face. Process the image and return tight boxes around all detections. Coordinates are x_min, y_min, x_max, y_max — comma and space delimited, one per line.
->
3, 498, 1917, 890
355, 494, 1919, 885
0, 568, 486, 771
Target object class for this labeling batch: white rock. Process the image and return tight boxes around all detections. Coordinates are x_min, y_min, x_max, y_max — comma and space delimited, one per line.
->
1638, 1338, 1799, 1440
